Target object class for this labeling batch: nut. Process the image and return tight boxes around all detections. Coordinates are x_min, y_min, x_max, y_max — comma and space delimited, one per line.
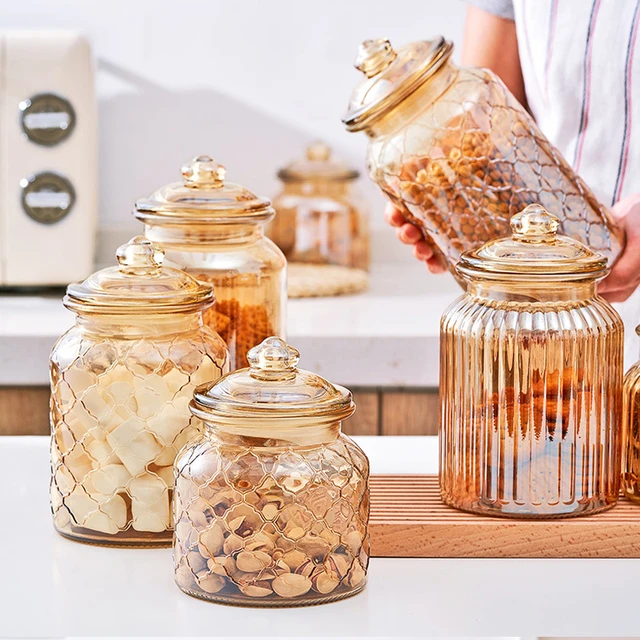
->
236, 550, 272, 572
281, 549, 307, 571
197, 572, 226, 594
312, 570, 340, 594
324, 553, 350, 581
240, 581, 273, 597
346, 559, 366, 588
344, 530, 362, 554
296, 533, 331, 561
272, 573, 312, 598
198, 523, 224, 557
223, 533, 244, 555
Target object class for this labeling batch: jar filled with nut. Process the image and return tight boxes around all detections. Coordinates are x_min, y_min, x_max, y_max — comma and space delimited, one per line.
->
622, 330, 640, 503
342, 38, 625, 285
268, 141, 370, 297
50, 237, 229, 545
440, 205, 623, 518
135, 155, 286, 370
173, 336, 370, 606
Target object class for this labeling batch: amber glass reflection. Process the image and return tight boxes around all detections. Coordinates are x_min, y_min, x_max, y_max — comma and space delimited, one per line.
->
440, 280, 624, 517
622, 356, 640, 501
50, 313, 228, 545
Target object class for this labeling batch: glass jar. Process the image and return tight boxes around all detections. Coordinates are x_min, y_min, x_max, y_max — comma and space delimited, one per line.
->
622, 336, 640, 502
268, 142, 370, 297
135, 155, 286, 369
440, 205, 623, 518
173, 337, 370, 606
342, 38, 625, 284
50, 236, 229, 545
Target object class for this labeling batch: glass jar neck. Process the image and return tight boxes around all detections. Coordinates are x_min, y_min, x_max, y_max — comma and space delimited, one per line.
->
467, 279, 598, 303
76, 310, 204, 337
366, 59, 459, 138
144, 221, 265, 248
205, 420, 342, 448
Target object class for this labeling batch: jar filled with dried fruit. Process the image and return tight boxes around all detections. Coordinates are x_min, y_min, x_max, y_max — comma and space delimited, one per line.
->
135, 155, 286, 370
50, 237, 229, 545
173, 336, 370, 606
440, 205, 623, 518
268, 141, 370, 297
342, 38, 625, 285
622, 332, 640, 502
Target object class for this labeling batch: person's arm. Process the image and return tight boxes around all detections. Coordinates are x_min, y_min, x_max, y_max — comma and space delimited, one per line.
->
385, 3, 525, 272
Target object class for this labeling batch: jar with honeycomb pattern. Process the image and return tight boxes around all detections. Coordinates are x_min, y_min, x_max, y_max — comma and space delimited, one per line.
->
50, 236, 229, 546
268, 141, 370, 297
135, 155, 286, 370
342, 38, 625, 286
622, 333, 640, 502
440, 205, 623, 518
173, 337, 369, 606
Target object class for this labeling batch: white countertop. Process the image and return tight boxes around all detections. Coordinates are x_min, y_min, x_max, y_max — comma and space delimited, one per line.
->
0, 264, 460, 387
2, 434, 640, 638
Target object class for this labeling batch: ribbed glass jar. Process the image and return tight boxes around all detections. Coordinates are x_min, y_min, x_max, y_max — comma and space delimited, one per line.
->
439, 206, 624, 518
343, 38, 625, 285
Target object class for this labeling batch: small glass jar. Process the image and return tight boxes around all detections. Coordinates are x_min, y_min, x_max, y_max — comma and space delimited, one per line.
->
50, 237, 229, 545
440, 205, 624, 518
173, 337, 370, 606
622, 335, 640, 502
135, 155, 286, 369
268, 142, 370, 297
343, 38, 625, 284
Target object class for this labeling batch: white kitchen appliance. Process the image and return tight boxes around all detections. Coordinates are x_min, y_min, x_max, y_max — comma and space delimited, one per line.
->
0, 31, 97, 286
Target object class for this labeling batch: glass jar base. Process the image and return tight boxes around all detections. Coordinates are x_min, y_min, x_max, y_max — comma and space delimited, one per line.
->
55, 524, 172, 548
176, 581, 366, 608
441, 493, 618, 519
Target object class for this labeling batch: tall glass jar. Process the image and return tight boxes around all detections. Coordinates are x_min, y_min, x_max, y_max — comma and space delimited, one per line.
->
342, 38, 625, 284
622, 335, 640, 502
268, 142, 370, 297
135, 155, 286, 369
173, 337, 370, 606
440, 205, 623, 518
50, 237, 229, 545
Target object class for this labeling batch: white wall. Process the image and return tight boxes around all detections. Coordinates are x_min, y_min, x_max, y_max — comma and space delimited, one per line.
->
0, 0, 466, 251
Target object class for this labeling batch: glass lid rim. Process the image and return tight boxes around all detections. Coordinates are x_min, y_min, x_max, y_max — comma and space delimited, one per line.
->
342, 37, 454, 132
277, 167, 360, 183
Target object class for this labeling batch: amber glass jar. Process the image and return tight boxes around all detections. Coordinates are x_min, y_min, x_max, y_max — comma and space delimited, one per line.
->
135, 155, 286, 369
268, 142, 370, 297
173, 337, 369, 606
440, 205, 623, 518
342, 38, 625, 284
622, 336, 640, 502
49, 237, 229, 545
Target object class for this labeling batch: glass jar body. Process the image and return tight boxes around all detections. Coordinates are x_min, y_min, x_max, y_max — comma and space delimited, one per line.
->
269, 181, 370, 271
365, 62, 624, 283
173, 424, 370, 606
622, 362, 640, 501
439, 283, 624, 517
49, 313, 228, 545
144, 224, 286, 370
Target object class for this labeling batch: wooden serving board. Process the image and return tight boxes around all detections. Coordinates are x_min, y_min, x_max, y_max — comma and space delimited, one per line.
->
369, 475, 640, 558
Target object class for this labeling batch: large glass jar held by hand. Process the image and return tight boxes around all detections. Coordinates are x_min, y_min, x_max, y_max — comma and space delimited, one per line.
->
173, 337, 370, 606
342, 38, 625, 282
50, 237, 229, 545
440, 206, 623, 518
135, 155, 286, 369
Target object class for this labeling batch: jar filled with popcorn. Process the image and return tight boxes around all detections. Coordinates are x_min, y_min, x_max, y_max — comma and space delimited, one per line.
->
135, 155, 286, 370
50, 236, 229, 546
173, 337, 370, 606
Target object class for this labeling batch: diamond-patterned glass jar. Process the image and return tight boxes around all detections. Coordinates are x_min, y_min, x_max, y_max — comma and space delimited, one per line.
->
50, 237, 229, 546
440, 206, 624, 518
173, 337, 370, 606
135, 155, 286, 370
343, 38, 625, 285
622, 334, 640, 502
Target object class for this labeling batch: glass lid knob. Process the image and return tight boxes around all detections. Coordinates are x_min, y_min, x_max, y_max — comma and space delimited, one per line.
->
247, 336, 301, 380
354, 38, 397, 77
116, 236, 164, 275
182, 154, 226, 188
510, 204, 560, 243
306, 141, 331, 162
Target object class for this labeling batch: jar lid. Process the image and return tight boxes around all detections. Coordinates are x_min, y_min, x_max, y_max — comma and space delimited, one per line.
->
457, 205, 609, 281
134, 155, 275, 225
277, 141, 359, 182
342, 37, 453, 132
64, 236, 215, 314
190, 336, 355, 423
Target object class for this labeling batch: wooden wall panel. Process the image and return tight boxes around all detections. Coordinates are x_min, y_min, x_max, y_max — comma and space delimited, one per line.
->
343, 390, 380, 436
0, 386, 49, 435
381, 390, 439, 436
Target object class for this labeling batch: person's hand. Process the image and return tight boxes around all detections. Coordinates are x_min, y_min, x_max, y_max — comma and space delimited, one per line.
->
598, 193, 640, 303
384, 203, 447, 274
